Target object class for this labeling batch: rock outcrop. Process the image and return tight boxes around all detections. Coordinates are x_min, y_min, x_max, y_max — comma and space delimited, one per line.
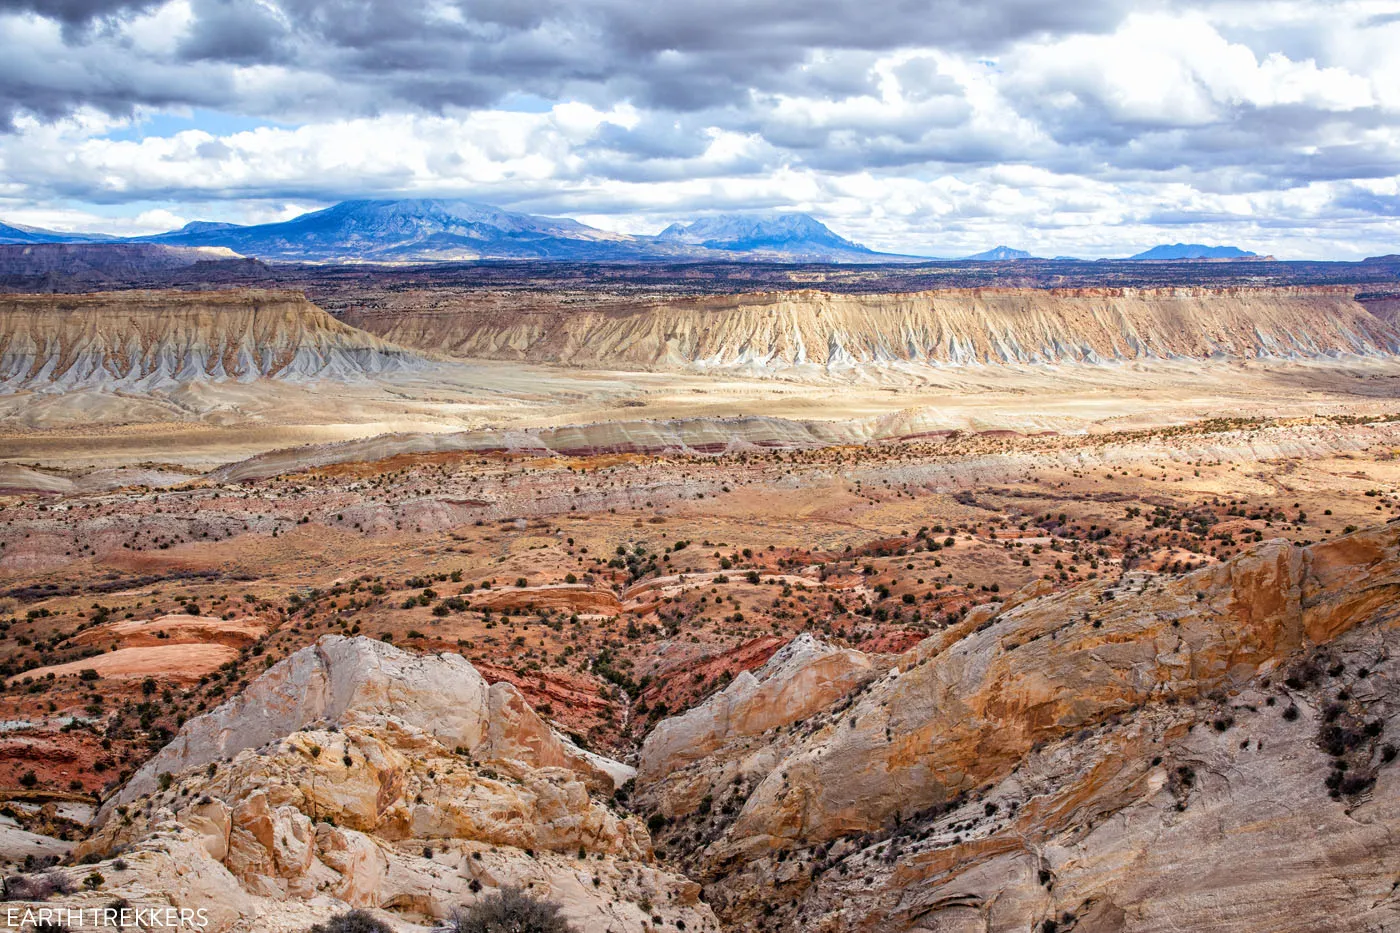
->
104, 635, 622, 815
0, 289, 425, 390
638, 634, 878, 817
0, 242, 240, 283
69, 637, 716, 933
635, 528, 1400, 932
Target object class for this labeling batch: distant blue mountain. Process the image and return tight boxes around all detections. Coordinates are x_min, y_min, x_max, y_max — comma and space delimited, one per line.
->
1129, 243, 1259, 260
0, 221, 111, 245
139, 199, 653, 262
172, 221, 244, 235
121, 200, 908, 263
655, 213, 885, 262
0, 200, 944, 263
964, 245, 1035, 261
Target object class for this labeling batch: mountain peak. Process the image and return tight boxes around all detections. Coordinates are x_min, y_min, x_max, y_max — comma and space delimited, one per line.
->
1129, 243, 1259, 260
174, 220, 242, 235
965, 245, 1034, 261
291, 198, 597, 237
656, 212, 876, 260
142, 198, 622, 261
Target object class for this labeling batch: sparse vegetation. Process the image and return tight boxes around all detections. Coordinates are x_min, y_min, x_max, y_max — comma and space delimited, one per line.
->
448, 887, 576, 933
305, 910, 393, 933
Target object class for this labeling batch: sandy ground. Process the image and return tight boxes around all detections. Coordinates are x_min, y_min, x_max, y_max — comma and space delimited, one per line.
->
4, 356, 1400, 470
67, 614, 267, 649
8, 644, 239, 684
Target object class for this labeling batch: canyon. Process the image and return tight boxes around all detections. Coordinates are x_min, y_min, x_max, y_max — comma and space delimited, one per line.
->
1, 270, 1399, 932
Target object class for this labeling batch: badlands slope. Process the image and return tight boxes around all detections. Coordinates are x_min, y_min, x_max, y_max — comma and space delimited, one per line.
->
635, 529, 1400, 933
0, 289, 425, 390
2, 402, 1400, 931
339, 286, 1400, 372
7, 285, 1400, 471
2, 439, 1399, 932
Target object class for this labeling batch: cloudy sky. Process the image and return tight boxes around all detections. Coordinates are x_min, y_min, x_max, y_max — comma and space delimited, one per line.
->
1, 0, 1399, 258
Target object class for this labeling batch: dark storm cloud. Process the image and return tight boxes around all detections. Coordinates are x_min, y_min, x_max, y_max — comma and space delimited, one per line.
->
1332, 187, 1400, 217
178, 0, 291, 64
0, 0, 160, 27
0, 0, 1144, 124
0, 51, 231, 131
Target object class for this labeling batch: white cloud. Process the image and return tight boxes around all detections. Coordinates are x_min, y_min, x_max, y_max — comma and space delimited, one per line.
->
1, 0, 1400, 258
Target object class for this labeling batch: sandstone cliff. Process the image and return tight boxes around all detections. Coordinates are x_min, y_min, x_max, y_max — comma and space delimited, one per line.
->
0, 289, 425, 390
638, 634, 879, 819
634, 528, 1400, 932
340, 286, 1400, 373
64, 637, 717, 933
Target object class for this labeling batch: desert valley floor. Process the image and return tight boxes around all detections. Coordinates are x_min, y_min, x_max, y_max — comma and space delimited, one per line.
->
1, 264, 1399, 932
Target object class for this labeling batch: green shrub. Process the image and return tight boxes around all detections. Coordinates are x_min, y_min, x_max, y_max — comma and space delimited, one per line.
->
306, 910, 393, 933
449, 886, 575, 933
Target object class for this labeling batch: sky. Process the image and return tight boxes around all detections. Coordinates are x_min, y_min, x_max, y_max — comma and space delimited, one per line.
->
1, 0, 1399, 259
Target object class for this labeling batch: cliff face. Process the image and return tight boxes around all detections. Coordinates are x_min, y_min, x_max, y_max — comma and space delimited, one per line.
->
634, 528, 1400, 932
0, 289, 425, 390
340, 286, 1400, 372
636, 635, 878, 817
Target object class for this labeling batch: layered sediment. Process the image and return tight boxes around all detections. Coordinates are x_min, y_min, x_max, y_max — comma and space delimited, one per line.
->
633, 528, 1400, 932
0, 289, 426, 390
64, 636, 717, 933
340, 286, 1400, 372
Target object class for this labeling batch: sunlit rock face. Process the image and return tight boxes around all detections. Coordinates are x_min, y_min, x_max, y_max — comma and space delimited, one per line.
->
342, 286, 1400, 373
0, 289, 426, 391
634, 528, 1400, 933
66, 636, 717, 933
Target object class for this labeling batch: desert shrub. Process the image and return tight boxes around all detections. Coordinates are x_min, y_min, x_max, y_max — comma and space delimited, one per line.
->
2, 870, 74, 901
449, 886, 576, 933
306, 910, 393, 933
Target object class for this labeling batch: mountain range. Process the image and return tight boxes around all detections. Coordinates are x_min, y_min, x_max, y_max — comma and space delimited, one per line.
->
139, 200, 653, 263
655, 213, 880, 262
132, 200, 905, 263
0, 220, 113, 245
0, 200, 1263, 264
